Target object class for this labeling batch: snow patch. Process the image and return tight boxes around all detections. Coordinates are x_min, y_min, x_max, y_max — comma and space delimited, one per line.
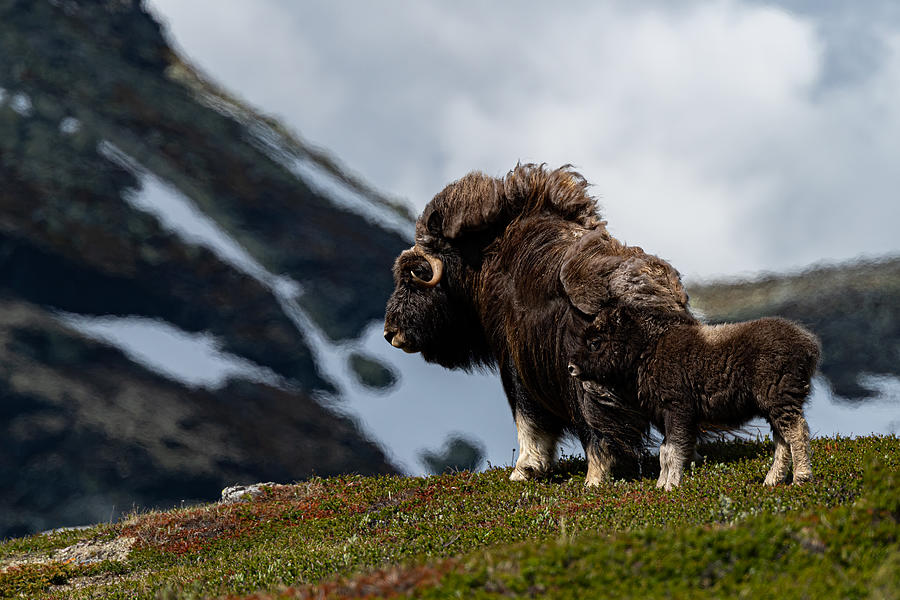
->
248, 123, 414, 240
60, 116, 82, 135
287, 152, 414, 240
57, 313, 282, 390
98, 141, 281, 289
97, 142, 352, 390
181, 89, 413, 239
10, 92, 32, 116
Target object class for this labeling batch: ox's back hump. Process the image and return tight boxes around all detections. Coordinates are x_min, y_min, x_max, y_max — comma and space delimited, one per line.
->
699, 317, 820, 379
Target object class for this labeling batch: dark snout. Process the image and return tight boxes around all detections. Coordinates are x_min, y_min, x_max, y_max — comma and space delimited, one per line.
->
383, 326, 415, 353
383, 326, 401, 348
567, 362, 582, 378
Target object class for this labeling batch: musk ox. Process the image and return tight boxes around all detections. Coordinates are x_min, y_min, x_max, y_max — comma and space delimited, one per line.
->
383, 164, 692, 484
567, 305, 821, 490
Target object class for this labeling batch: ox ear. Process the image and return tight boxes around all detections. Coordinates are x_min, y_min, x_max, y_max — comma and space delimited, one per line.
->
608, 256, 689, 313
426, 209, 443, 236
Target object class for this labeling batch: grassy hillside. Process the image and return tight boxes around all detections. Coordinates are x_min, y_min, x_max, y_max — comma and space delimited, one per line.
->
1, 436, 897, 599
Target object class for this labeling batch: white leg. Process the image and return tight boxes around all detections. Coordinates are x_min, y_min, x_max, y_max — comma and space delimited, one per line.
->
510, 413, 558, 481
585, 440, 613, 487
664, 443, 690, 491
764, 428, 791, 486
785, 416, 812, 483
656, 441, 670, 489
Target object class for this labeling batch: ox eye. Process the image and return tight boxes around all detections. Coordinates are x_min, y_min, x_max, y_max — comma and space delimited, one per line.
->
410, 265, 432, 280
588, 339, 600, 352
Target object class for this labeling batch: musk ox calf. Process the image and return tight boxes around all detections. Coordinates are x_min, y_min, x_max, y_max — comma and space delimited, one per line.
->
567, 305, 821, 490
384, 164, 692, 484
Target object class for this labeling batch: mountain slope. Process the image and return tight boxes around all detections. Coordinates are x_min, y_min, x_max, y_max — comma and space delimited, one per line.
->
0, 0, 411, 346
0, 0, 408, 539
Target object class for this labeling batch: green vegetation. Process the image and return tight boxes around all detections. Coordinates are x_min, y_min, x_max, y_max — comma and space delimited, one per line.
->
1, 436, 896, 599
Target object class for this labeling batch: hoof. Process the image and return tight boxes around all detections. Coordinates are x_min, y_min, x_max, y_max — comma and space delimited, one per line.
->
510, 464, 542, 481
509, 469, 528, 481
764, 471, 788, 486
792, 471, 813, 484
584, 473, 609, 487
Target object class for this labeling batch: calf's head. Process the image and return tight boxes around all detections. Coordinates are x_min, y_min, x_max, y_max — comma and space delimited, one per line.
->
567, 307, 645, 385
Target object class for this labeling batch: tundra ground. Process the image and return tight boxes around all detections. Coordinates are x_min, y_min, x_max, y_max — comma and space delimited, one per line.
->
1, 436, 897, 599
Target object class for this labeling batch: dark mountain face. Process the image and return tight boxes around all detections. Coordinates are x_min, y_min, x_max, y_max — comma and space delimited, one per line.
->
1, 0, 410, 345
0, 0, 408, 538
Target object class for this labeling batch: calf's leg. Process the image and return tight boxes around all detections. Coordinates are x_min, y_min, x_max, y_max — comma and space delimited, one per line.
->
656, 439, 670, 489
662, 411, 696, 491
785, 415, 812, 483
764, 427, 792, 486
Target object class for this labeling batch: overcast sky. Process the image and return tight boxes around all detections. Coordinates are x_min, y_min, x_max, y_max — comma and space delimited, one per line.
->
146, 0, 900, 282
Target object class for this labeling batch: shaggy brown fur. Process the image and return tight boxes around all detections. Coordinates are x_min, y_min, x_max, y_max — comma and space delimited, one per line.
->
384, 164, 691, 484
568, 305, 821, 490
420, 165, 605, 241
561, 231, 689, 315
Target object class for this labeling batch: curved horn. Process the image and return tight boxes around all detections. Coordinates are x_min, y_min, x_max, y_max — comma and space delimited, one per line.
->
410, 247, 443, 288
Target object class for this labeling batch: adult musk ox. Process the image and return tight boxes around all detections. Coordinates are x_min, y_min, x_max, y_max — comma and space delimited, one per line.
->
568, 306, 820, 490
383, 164, 692, 484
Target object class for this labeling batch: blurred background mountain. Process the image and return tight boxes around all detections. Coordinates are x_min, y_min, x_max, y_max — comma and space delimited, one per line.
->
0, 0, 407, 538
0, 1, 897, 539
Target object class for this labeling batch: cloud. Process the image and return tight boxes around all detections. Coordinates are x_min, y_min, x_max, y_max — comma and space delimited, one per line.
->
146, 0, 900, 279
